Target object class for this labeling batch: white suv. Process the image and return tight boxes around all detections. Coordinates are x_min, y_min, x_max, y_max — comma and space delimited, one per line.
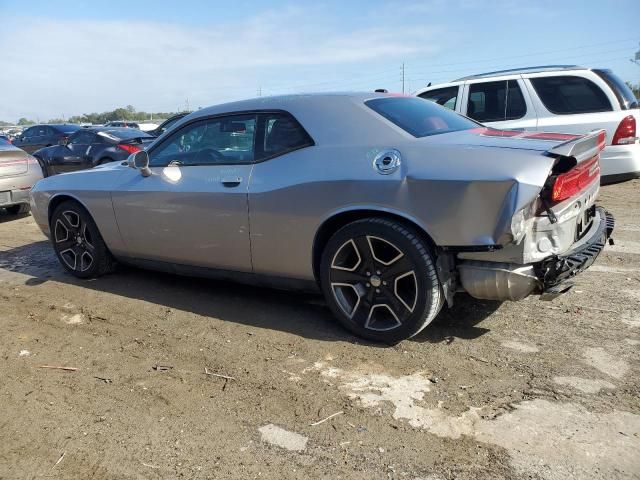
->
415, 66, 639, 184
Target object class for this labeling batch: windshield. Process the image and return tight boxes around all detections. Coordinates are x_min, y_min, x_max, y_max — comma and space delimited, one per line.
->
366, 97, 478, 138
105, 128, 150, 139
594, 69, 638, 109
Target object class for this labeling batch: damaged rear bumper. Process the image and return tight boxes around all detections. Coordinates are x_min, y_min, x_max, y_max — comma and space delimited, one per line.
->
458, 207, 614, 301
539, 207, 614, 293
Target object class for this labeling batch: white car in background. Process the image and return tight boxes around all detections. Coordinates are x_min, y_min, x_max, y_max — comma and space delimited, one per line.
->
415, 66, 639, 184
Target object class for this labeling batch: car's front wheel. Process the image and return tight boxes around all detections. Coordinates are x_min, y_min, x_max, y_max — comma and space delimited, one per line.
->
50, 201, 114, 278
320, 218, 443, 343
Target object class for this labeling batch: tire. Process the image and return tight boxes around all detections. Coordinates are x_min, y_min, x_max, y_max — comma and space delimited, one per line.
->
5, 204, 29, 215
34, 156, 48, 177
50, 201, 115, 279
320, 218, 443, 344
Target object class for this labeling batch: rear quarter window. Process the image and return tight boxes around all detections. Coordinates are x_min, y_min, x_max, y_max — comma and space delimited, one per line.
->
530, 75, 613, 114
366, 97, 477, 138
418, 86, 458, 110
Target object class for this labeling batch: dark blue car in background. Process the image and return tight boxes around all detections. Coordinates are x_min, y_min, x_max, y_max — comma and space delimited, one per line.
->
33, 127, 153, 176
12, 124, 82, 153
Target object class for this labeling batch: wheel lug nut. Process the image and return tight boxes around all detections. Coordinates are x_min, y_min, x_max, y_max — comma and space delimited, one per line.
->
376, 270, 381, 275
383, 281, 387, 286
366, 283, 371, 288
366, 271, 371, 276
375, 289, 380, 293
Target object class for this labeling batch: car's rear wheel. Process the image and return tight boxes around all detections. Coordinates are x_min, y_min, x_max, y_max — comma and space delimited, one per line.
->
320, 217, 443, 344
50, 201, 115, 279
5, 204, 29, 215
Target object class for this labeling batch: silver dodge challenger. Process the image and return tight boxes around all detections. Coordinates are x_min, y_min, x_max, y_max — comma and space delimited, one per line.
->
30, 93, 614, 342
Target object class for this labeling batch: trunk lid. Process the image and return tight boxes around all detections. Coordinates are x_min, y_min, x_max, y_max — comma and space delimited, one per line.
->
0, 146, 29, 177
422, 127, 579, 152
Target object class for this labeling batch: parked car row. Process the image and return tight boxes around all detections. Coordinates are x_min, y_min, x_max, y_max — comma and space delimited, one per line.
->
1, 64, 635, 341
33, 127, 154, 177
415, 65, 639, 184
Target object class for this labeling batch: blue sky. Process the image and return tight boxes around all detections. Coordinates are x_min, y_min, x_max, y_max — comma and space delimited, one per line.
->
0, 0, 638, 121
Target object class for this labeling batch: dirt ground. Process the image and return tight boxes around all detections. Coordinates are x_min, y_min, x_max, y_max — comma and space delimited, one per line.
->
0, 181, 639, 480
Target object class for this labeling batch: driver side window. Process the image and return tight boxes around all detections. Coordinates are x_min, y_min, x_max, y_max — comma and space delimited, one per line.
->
150, 114, 256, 167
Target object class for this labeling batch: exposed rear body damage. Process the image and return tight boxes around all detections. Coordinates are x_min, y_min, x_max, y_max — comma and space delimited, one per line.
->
453, 130, 613, 302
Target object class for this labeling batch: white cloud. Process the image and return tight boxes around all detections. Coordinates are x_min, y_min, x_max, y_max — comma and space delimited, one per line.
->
0, 7, 442, 121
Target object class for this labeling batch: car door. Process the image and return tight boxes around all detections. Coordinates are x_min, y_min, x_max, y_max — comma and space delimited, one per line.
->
29, 125, 50, 152
461, 78, 538, 131
49, 130, 95, 174
14, 126, 40, 153
111, 113, 255, 272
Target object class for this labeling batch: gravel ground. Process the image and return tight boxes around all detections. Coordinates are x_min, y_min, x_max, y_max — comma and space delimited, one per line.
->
0, 180, 639, 480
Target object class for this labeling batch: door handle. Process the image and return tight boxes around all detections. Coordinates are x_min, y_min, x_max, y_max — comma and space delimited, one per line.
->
221, 176, 242, 187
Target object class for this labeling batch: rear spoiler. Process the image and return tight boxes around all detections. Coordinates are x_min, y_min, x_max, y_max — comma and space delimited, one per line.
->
547, 130, 606, 163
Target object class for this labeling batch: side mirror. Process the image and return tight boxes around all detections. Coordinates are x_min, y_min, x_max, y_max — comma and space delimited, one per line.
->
128, 150, 152, 177
58, 137, 69, 146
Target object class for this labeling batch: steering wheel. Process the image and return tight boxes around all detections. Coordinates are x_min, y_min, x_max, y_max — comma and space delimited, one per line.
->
194, 148, 225, 163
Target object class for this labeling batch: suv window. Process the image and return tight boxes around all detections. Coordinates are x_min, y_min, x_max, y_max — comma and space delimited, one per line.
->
150, 114, 257, 167
259, 112, 313, 160
530, 75, 612, 114
467, 80, 526, 122
593, 69, 638, 110
418, 86, 458, 110
366, 97, 478, 138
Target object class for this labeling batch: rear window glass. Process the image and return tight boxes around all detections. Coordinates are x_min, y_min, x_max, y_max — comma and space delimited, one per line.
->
467, 80, 526, 122
102, 128, 150, 139
418, 86, 458, 110
530, 76, 612, 114
593, 69, 638, 110
366, 97, 477, 137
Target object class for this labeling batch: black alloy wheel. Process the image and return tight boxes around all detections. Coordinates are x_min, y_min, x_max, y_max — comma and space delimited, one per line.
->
321, 217, 443, 343
50, 201, 114, 278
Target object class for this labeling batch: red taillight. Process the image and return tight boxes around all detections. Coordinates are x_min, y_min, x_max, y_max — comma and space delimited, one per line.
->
612, 115, 636, 145
597, 130, 606, 150
551, 155, 600, 202
117, 144, 141, 154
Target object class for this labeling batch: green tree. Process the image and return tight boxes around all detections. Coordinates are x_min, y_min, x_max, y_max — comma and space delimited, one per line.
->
17, 118, 34, 125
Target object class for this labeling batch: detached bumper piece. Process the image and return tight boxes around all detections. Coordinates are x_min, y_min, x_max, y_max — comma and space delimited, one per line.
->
540, 207, 614, 295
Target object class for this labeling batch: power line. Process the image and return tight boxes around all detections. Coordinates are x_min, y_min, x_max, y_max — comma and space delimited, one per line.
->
262, 37, 638, 93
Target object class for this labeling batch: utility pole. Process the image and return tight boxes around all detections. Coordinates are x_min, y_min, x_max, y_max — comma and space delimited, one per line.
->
401, 63, 405, 94
257, 86, 262, 97
185, 98, 190, 112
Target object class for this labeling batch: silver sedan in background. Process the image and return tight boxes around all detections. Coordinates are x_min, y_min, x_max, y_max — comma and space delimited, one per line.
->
30, 93, 613, 343
1, 140, 43, 214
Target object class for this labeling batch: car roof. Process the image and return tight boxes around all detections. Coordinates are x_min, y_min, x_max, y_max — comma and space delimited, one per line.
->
413, 65, 594, 96
85, 126, 149, 135
452, 65, 586, 82
40, 124, 82, 130
187, 92, 394, 120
